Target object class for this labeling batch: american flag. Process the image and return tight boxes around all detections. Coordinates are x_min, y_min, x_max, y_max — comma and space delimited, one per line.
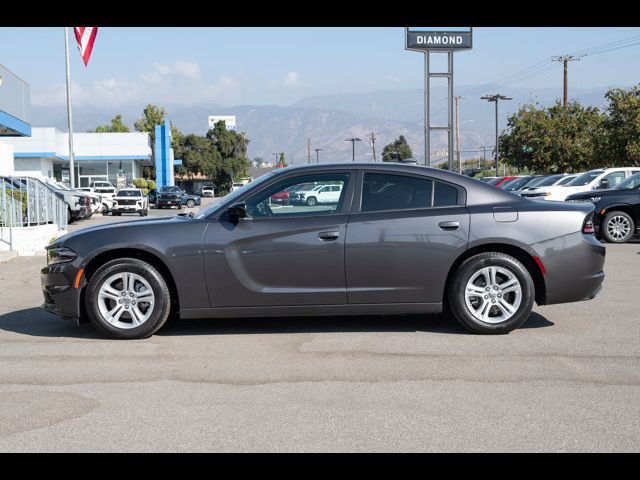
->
73, 27, 99, 66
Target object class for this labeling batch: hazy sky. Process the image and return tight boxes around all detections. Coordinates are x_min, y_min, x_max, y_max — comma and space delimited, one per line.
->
1, 27, 639, 108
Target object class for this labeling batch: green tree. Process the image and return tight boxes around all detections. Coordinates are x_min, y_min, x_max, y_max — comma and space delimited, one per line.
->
95, 114, 130, 133
600, 85, 640, 166
277, 152, 287, 168
499, 101, 606, 173
134, 104, 166, 143
382, 136, 413, 162
174, 121, 250, 195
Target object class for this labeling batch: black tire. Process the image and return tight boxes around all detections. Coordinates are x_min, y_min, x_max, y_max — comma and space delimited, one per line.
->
447, 252, 535, 334
101, 204, 110, 215
178, 204, 183, 210
67, 207, 74, 224
186, 199, 196, 208
139, 210, 145, 217
84, 258, 172, 339
601, 211, 635, 244
306, 196, 317, 206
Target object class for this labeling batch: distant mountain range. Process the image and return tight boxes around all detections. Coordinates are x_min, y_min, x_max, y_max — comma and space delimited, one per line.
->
31, 85, 619, 164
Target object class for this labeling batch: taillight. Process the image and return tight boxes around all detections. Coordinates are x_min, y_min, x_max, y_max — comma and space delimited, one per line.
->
582, 212, 595, 234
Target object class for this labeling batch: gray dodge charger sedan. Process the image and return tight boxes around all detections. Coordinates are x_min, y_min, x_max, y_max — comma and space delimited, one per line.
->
41, 163, 605, 339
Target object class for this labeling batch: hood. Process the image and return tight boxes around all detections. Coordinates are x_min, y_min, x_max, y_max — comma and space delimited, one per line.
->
566, 188, 633, 200
53, 215, 190, 246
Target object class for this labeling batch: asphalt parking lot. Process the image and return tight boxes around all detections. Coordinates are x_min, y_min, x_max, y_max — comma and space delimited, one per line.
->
0, 203, 639, 452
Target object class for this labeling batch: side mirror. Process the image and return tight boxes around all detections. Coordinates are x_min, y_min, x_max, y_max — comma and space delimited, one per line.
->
598, 179, 609, 189
227, 202, 247, 222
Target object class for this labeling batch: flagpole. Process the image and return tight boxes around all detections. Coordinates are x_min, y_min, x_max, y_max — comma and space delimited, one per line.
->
64, 27, 76, 188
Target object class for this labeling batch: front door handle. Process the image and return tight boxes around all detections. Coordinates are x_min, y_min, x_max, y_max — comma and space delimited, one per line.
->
438, 221, 460, 231
318, 231, 340, 241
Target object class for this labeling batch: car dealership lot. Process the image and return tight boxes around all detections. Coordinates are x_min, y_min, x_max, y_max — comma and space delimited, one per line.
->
0, 207, 639, 451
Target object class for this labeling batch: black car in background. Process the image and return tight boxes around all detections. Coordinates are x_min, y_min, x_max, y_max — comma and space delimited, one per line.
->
566, 172, 640, 243
149, 187, 202, 209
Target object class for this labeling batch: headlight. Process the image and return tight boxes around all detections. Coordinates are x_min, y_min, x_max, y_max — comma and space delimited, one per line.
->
589, 197, 601, 203
47, 246, 77, 265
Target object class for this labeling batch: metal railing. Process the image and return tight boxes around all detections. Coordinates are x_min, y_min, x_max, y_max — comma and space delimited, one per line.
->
1, 176, 68, 249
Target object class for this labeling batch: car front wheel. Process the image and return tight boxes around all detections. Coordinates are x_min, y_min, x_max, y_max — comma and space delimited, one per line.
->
186, 199, 196, 208
447, 252, 534, 334
84, 258, 172, 339
602, 211, 634, 243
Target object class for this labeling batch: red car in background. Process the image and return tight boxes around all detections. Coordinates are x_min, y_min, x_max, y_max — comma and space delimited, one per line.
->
270, 184, 312, 205
487, 176, 519, 187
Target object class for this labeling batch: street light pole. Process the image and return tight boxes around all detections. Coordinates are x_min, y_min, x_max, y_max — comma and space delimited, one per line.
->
314, 148, 322, 163
481, 94, 512, 177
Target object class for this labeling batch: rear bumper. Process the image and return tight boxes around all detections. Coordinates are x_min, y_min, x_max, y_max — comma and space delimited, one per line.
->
532, 232, 606, 305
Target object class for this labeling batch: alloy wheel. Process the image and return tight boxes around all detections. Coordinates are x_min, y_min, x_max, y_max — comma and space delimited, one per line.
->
606, 215, 632, 241
97, 272, 155, 329
464, 266, 522, 324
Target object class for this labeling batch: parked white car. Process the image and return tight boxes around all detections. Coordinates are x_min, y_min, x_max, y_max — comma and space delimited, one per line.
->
517, 173, 579, 196
201, 185, 215, 197
521, 168, 640, 201
292, 184, 343, 206
57, 183, 103, 214
111, 188, 149, 216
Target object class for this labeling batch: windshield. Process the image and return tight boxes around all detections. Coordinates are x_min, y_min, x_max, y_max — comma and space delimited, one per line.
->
160, 186, 181, 193
615, 172, 640, 190
195, 171, 278, 219
529, 175, 562, 187
117, 190, 142, 197
502, 177, 534, 191
566, 171, 603, 187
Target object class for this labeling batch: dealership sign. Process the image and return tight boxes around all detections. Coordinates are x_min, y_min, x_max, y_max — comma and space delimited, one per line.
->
208, 115, 237, 131
406, 27, 473, 50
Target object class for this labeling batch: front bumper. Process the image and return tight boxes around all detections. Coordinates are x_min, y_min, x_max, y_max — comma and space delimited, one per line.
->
157, 197, 181, 207
41, 262, 84, 320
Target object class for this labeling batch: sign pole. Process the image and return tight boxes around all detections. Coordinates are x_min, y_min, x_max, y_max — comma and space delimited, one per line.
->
424, 51, 430, 167
64, 27, 76, 188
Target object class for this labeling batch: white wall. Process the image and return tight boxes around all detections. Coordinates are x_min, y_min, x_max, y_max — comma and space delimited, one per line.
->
4, 128, 152, 159
12, 157, 54, 180
0, 141, 15, 175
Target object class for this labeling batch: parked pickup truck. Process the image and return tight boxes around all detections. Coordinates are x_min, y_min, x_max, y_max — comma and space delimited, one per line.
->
111, 188, 149, 216
149, 186, 201, 209
42, 181, 91, 223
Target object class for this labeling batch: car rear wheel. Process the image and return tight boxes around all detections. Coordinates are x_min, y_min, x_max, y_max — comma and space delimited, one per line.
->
85, 258, 171, 339
447, 252, 534, 334
602, 211, 634, 243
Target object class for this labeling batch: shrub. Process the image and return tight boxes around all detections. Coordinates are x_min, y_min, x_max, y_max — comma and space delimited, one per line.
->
132, 178, 148, 189
146, 179, 156, 190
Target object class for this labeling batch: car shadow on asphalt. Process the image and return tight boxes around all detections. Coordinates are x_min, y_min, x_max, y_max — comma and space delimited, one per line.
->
0, 307, 554, 339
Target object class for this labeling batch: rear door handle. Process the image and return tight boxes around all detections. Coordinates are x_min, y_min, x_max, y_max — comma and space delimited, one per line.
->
438, 221, 460, 231
318, 231, 340, 241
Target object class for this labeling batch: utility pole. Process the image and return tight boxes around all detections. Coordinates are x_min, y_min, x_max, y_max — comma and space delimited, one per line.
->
314, 148, 322, 163
345, 137, 362, 162
454, 96, 462, 174
552, 55, 581, 107
481, 94, 512, 177
307, 139, 311, 164
368, 132, 377, 161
